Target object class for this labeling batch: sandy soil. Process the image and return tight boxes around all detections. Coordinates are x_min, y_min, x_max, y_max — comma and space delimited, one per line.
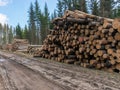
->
0, 51, 120, 90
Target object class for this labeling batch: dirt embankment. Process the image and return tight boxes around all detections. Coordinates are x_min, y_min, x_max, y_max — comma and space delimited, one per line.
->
0, 51, 120, 90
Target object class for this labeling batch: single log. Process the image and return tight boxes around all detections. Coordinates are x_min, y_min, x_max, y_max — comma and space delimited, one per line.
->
110, 60, 116, 65
103, 19, 112, 29
66, 17, 86, 23
107, 49, 115, 55
103, 54, 109, 59
64, 59, 75, 64
101, 29, 109, 34
114, 33, 120, 41
112, 18, 120, 29
97, 50, 106, 56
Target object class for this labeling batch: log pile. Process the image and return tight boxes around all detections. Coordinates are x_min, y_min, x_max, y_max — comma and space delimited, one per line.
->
27, 45, 43, 55
8, 39, 29, 51
34, 10, 120, 73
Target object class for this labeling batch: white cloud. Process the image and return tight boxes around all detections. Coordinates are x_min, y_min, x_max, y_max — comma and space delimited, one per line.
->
0, 13, 8, 25
0, 0, 12, 6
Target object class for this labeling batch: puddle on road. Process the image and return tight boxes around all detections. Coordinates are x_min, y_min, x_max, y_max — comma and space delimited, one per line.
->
0, 59, 5, 62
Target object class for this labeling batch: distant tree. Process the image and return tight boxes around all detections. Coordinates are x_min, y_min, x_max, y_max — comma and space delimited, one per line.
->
8, 26, 13, 44
99, 0, 116, 18
51, 9, 57, 20
28, 3, 36, 44
117, 6, 120, 17
57, 0, 64, 17
15, 24, 23, 39
90, 0, 99, 15
34, 0, 41, 44
44, 3, 49, 35
56, 0, 88, 13
72, 0, 78, 10
0, 24, 13, 45
50, 10, 57, 29
39, 3, 50, 44
78, 0, 87, 12
2, 24, 9, 44
23, 25, 30, 41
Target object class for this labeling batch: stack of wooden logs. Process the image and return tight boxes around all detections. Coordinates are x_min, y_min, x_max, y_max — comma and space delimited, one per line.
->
27, 45, 43, 55
34, 10, 120, 73
9, 39, 29, 51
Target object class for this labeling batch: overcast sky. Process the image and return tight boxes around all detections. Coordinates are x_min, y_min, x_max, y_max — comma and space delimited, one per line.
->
0, 0, 57, 27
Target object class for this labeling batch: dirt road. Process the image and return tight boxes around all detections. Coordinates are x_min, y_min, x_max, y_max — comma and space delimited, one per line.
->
0, 56, 67, 90
0, 51, 120, 90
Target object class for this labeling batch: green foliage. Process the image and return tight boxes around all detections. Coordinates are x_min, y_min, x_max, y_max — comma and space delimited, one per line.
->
27, 0, 50, 44
23, 25, 29, 39
89, 0, 99, 15
99, 0, 115, 18
28, 2, 36, 44
15, 24, 23, 39
57, 0, 64, 17
8, 26, 13, 44
0, 23, 13, 45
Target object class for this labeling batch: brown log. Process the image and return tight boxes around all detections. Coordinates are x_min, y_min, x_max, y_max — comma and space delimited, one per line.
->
114, 33, 120, 41
74, 10, 96, 19
112, 18, 120, 29
107, 49, 115, 55
110, 60, 116, 65
107, 36, 114, 42
66, 17, 86, 23
103, 19, 112, 29
97, 50, 106, 56
98, 26, 103, 31
97, 44, 105, 50
103, 54, 109, 59
64, 59, 75, 64
101, 29, 109, 34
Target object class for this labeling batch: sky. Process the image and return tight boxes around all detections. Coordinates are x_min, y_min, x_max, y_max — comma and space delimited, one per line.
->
0, 0, 57, 28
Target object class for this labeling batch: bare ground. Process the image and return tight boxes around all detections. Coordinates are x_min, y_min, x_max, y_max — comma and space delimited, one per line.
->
0, 51, 120, 90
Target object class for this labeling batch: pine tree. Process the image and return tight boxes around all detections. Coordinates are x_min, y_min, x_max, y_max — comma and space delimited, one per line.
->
40, 3, 50, 44
34, 0, 41, 44
0, 23, 3, 45
99, 0, 115, 18
28, 3, 36, 44
90, 0, 99, 15
67, 0, 72, 10
78, 0, 87, 12
44, 3, 49, 35
23, 25, 29, 40
57, 0, 64, 17
50, 10, 57, 29
2, 24, 9, 44
15, 24, 23, 39
8, 26, 13, 44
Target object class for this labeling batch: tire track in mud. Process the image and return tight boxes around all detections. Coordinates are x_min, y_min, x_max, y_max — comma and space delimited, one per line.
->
0, 56, 68, 90
11, 56, 120, 90
0, 58, 17, 90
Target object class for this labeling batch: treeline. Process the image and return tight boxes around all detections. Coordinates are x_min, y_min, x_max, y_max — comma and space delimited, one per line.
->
28, 1, 49, 44
0, 0, 120, 45
55, 0, 120, 18
0, 23, 13, 45
0, 23, 29, 45
15, 0, 50, 45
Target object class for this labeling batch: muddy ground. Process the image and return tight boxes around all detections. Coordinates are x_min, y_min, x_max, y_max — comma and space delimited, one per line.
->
0, 51, 120, 90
